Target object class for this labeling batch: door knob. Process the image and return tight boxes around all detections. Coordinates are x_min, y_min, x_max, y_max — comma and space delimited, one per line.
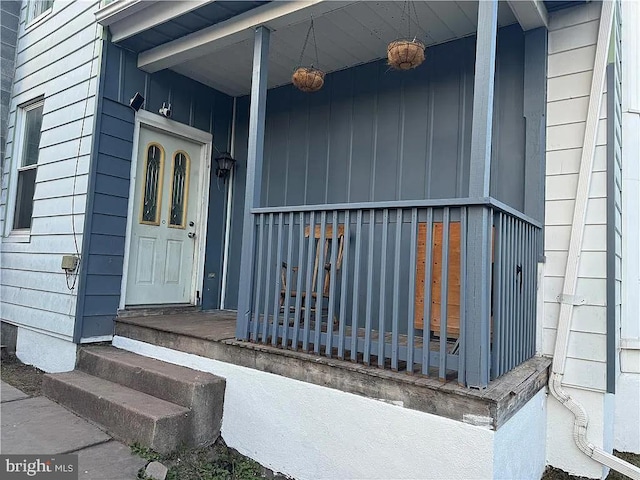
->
188, 232, 196, 239
189, 221, 195, 227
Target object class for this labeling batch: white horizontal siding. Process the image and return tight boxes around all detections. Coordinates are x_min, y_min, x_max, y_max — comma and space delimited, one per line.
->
542, 2, 609, 392
2, 234, 92, 254
1, 0, 102, 339
36, 156, 90, 182
32, 194, 89, 217
0, 302, 75, 338
1, 252, 81, 274
548, 71, 593, 102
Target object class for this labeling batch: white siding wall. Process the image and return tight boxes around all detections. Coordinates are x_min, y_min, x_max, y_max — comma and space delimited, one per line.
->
543, 1, 609, 392
616, 0, 640, 454
544, 3, 617, 477
0, 0, 102, 371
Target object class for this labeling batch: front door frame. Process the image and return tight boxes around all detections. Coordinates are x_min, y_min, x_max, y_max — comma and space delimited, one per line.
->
119, 110, 213, 309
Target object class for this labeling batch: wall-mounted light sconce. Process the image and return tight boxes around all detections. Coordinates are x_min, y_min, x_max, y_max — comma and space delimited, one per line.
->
159, 102, 172, 118
215, 152, 235, 181
129, 92, 145, 112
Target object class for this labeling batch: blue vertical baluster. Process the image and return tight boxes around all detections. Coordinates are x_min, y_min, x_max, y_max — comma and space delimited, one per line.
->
251, 214, 265, 342
391, 209, 403, 371
272, 212, 284, 346
406, 208, 418, 374
458, 207, 468, 384
422, 209, 434, 375
364, 209, 375, 365
302, 212, 316, 352
262, 213, 274, 343
281, 212, 295, 348
439, 208, 450, 381
338, 210, 350, 359
351, 210, 363, 362
314, 211, 327, 354
292, 212, 306, 350
326, 211, 339, 357
378, 209, 389, 367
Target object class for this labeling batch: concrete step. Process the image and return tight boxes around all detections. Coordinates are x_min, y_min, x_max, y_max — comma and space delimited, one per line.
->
77, 346, 225, 447
43, 371, 190, 454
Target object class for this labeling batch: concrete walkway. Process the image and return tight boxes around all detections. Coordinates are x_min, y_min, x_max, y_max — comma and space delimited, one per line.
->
1, 380, 147, 479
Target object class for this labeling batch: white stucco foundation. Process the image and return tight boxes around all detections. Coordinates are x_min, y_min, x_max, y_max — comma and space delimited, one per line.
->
614, 373, 640, 453
113, 336, 547, 480
16, 328, 77, 373
494, 388, 547, 480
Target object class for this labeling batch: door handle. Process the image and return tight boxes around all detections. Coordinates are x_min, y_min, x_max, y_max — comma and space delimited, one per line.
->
188, 232, 196, 239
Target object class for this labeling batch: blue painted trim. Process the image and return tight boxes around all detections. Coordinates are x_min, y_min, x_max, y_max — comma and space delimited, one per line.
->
606, 62, 616, 394
73, 33, 109, 344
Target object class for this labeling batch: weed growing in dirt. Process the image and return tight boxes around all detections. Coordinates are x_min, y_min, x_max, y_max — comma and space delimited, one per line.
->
133, 438, 269, 480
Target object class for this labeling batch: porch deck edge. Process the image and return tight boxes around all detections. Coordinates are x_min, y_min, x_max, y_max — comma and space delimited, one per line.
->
114, 317, 550, 430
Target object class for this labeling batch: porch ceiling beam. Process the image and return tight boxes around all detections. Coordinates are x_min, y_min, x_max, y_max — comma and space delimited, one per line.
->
507, 0, 549, 30
464, 0, 499, 389
108, 1, 215, 43
236, 26, 270, 341
137, 0, 347, 74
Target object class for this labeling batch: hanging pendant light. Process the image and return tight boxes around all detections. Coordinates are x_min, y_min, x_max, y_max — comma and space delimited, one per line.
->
292, 18, 325, 93
387, 1, 425, 71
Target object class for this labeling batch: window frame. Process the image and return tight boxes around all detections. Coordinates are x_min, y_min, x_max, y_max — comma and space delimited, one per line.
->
25, 0, 54, 28
4, 98, 45, 241
139, 142, 165, 226
167, 150, 191, 229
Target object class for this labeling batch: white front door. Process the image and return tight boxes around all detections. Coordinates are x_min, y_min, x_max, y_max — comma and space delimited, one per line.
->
125, 126, 203, 305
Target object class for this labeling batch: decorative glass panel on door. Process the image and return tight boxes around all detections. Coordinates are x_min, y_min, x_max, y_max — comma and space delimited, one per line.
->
169, 151, 190, 228
140, 143, 164, 225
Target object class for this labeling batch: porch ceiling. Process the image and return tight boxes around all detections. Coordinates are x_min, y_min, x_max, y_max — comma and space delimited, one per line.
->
160, 1, 520, 97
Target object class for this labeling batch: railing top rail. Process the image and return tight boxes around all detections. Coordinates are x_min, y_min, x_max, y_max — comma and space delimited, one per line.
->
486, 198, 542, 229
251, 197, 542, 229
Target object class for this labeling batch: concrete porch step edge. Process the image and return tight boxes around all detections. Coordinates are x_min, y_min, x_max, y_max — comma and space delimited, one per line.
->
43, 370, 190, 454
77, 346, 225, 447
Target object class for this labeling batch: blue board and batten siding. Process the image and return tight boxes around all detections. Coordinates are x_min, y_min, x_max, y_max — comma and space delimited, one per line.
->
225, 25, 543, 310
75, 40, 233, 340
260, 25, 526, 209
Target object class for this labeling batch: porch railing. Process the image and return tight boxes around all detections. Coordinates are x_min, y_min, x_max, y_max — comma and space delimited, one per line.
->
236, 198, 541, 386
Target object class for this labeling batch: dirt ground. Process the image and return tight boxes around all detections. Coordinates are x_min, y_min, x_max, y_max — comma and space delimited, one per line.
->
0, 354, 45, 396
540, 451, 640, 480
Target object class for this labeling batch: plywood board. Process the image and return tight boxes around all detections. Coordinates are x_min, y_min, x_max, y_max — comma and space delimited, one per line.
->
414, 222, 461, 336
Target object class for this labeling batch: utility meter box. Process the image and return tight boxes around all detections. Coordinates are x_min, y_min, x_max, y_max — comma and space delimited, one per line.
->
61, 255, 79, 272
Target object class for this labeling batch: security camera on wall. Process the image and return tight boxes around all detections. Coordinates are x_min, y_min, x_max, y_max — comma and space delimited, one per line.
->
159, 102, 172, 118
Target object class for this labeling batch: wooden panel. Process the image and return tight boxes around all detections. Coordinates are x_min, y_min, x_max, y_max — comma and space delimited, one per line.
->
415, 222, 495, 337
415, 222, 461, 336
304, 224, 345, 239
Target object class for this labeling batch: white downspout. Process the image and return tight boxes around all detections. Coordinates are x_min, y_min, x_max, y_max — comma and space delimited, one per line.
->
220, 97, 237, 310
548, 1, 640, 478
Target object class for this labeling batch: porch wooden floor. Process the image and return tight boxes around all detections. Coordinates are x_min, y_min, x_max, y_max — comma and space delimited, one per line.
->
113, 310, 550, 430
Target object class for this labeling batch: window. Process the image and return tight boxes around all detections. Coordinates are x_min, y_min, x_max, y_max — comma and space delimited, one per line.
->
140, 143, 165, 225
168, 151, 190, 228
12, 101, 44, 231
27, 0, 53, 23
